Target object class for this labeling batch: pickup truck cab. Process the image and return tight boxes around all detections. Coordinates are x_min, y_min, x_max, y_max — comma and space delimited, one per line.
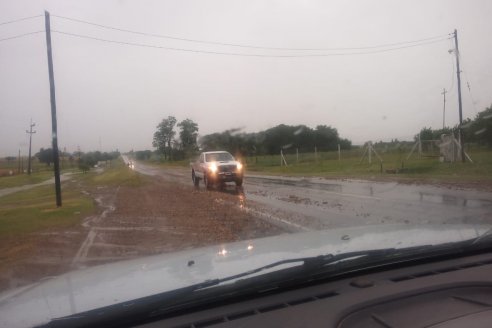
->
191, 151, 243, 188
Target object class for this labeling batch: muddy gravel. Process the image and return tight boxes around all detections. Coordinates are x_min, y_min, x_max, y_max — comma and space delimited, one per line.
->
0, 175, 285, 291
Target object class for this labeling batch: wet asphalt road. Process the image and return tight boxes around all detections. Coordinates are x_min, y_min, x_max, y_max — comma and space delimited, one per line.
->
123, 156, 492, 232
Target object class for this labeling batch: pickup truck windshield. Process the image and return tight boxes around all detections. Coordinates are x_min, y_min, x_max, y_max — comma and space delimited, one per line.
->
206, 153, 234, 162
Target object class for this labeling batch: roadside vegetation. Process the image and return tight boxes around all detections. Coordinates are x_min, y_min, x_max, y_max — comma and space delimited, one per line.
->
132, 105, 492, 184
0, 183, 93, 238
244, 148, 492, 182
0, 156, 74, 189
134, 146, 492, 182
82, 157, 147, 187
0, 157, 144, 238
0, 171, 54, 189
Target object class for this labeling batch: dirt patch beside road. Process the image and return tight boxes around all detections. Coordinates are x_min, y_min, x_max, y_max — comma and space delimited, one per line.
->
0, 175, 284, 291
77, 176, 283, 267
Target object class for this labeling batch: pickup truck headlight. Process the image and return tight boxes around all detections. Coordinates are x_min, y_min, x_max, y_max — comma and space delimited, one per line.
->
209, 163, 218, 173
236, 163, 243, 171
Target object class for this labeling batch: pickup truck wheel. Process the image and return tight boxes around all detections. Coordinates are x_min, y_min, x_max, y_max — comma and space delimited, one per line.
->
235, 178, 243, 187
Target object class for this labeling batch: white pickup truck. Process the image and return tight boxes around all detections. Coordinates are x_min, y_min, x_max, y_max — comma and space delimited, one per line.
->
191, 151, 243, 188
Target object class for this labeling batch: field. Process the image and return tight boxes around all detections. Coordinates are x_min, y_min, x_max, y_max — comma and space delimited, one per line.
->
0, 158, 142, 289
0, 156, 78, 188
141, 146, 492, 184
0, 184, 94, 238
243, 147, 492, 183
0, 159, 143, 240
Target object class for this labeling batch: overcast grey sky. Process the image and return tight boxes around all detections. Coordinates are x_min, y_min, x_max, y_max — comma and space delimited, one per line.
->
1, 0, 491, 156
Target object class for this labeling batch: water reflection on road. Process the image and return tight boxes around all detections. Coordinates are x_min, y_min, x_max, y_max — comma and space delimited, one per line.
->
122, 156, 492, 232
247, 176, 492, 208
244, 176, 492, 231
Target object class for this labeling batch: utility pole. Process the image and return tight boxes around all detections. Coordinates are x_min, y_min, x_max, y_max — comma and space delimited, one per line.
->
26, 119, 36, 175
453, 29, 465, 162
18, 149, 21, 174
45, 11, 62, 207
441, 88, 447, 129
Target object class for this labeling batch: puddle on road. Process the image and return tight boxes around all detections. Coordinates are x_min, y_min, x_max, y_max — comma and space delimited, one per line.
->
247, 177, 492, 209
249, 177, 343, 193
418, 192, 492, 208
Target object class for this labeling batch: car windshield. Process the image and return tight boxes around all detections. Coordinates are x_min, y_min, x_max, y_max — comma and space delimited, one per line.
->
1, 1, 492, 327
206, 152, 234, 162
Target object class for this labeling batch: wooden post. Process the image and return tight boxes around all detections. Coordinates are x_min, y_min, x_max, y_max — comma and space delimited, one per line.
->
368, 142, 372, 164
418, 133, 422, 159
338, 144, 341, 161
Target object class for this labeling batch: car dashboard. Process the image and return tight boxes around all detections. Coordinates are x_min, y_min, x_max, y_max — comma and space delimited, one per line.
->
136, 252, 492, 328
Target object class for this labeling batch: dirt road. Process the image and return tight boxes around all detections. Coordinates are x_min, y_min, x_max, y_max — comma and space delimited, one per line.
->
2, 158, 491, 291
69, 177, 283, 270
124, 156, 492, 232
0, 165, 283, 290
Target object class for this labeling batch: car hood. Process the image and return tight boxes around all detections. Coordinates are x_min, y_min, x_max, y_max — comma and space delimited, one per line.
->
215, 160, 238, 166
0, 224, 488, 328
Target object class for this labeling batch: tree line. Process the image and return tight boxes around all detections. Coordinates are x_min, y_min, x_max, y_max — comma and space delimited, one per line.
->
151, 116, 351, 160
152, 116, 199, 160
35, 148, 120, 171
200, 124, 352, 157
150, 105, 491, 161
416, 104, 492, 147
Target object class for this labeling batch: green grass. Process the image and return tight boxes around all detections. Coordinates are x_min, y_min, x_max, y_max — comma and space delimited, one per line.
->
0, 156, 80, 189
0, 184, 94, 238
81, 158, 147, 187
244, 149, 492, 182
0, 157, 147, 240
144, 158, 189, 168
130, 148, 492, 182
0, 171, 54, 189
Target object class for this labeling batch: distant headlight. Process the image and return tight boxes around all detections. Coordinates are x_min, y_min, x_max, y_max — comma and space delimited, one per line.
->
237, 162, 243, 171
209, 163, 218, 173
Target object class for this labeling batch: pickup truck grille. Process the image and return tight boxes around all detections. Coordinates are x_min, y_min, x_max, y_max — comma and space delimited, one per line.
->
218, 164, 237, 172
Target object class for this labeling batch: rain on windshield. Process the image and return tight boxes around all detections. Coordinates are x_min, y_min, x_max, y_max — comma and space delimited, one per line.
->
0, 0, 491, 293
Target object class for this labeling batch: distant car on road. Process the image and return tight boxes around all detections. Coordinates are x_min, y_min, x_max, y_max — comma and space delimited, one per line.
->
191, 151, 243, 188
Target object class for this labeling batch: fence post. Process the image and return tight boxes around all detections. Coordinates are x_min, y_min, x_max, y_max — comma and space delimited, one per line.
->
418, 133, 422, 159
368, 143, 372, 164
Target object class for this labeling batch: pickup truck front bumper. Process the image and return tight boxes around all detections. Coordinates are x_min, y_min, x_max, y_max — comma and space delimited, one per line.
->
208, 172, 242, 183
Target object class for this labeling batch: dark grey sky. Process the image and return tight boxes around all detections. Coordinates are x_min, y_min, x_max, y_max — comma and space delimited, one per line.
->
1, 0, 491, 156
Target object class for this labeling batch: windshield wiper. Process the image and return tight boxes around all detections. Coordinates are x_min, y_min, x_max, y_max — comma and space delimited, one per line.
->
195, 248, 398, 291
470, 227, 492, 246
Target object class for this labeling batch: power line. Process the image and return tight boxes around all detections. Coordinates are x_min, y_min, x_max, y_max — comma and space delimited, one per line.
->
0, 15, 43, 26
0, 30, 45, 42
51, 30, 451, 58
52, 14, 452, 51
